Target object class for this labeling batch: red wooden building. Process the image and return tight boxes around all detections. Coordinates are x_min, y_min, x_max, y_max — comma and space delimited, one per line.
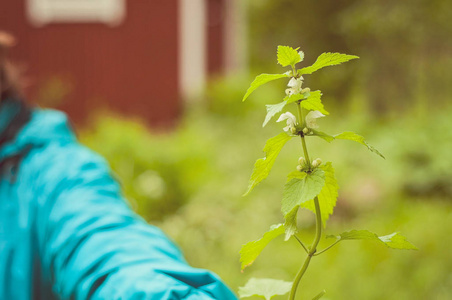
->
0, 0, 246, 127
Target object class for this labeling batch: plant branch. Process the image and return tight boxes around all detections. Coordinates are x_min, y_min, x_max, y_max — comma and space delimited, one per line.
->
314, 239, 341, 256
294, 235, 309, 254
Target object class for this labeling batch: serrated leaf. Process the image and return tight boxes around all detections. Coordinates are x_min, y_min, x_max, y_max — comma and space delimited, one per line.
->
243, 73, 289, 101
263, 101, 287, 127
298, 52, 359, 75
328, 230, 418, 250
312, 290, 326, 300
300, 163, 338, 227
239, 278, 293, 300
240, 224, 285, 270
244, 133, 293, 196
334, 132, 385, 159
277, 45, 301, 67
283, 207, 298, 241
281, 168, 325, 217
300, 91, 329, 115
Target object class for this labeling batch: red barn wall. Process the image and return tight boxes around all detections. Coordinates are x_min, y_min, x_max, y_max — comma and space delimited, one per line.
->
207, 0, 225, 75
0, 1, 180, 127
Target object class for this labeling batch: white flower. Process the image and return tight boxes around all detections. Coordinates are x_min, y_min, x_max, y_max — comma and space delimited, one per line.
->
298, 51, 305, 62
301, 87, 310, 94
305, 110, 325, 129
285, 77, 303, 96
277, 112, 298, 133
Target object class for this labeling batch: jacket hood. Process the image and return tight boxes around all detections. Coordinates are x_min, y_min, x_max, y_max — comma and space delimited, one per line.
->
0, 99, 75, 164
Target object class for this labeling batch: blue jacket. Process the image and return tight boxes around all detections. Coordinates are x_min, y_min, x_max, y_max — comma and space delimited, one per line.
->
0, 99, 237, 300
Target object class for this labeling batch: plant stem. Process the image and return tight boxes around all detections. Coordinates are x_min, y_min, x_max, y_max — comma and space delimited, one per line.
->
296, 102, 311, 168
289, 199, 322, 300
289, 104, 323, 299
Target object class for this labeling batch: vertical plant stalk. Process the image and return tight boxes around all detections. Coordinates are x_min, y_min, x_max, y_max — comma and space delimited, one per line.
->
296, 102, 311, 169
289, 197, 322, 300
289, 102, 323, 300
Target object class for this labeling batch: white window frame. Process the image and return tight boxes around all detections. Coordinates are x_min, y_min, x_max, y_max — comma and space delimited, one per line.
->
26, 0, 126, 27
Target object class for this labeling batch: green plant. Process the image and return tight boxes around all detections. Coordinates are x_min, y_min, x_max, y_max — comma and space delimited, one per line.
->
238, 46, 417, 300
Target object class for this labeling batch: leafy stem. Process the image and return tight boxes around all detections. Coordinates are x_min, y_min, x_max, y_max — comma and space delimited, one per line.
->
290, 115, 322, 299
296, 102, 311, 169
289, 197, 323, 300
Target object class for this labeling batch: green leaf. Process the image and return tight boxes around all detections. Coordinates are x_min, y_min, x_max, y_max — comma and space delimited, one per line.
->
283, 207, 298, 241
263, 101, 287, 127
283, 89, 312, 105
309, 130, 384, 158
298, 52, 359, 75
300, 163, 338, 227
310, 130, 335, 142
328, 230, 418, 250
312, 290, 326, 300
300, 91, 329, 115
281, 168, 325, 217
378, 232, 418, 250
244, 133, 293, 196
283, 91, 329, 115
334, 132, 385, 159
284, 93, 304, 104
287, 171, 307, 180
239, 278, 293, 300
277, 45, 302, 67
243, 73, 289, 102
240, 224, 285, 270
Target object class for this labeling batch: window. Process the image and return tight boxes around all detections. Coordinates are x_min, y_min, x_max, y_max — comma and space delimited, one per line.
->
27, 0, 126, 26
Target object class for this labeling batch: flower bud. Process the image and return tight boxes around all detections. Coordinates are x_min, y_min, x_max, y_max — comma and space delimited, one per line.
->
302, 127, 309, 134
296, 165, 303, 172
290, 126, 298, 134
312, 158, 322, 168
298, 157, 305, 165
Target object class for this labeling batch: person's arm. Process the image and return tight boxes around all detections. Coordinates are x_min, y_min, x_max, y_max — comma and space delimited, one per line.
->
31, 143, 237, 300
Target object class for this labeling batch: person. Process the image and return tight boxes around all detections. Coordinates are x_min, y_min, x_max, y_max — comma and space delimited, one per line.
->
0, 32, 237, 300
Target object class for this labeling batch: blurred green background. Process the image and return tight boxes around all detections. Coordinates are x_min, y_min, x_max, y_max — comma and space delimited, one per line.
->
80, 0, 452, 299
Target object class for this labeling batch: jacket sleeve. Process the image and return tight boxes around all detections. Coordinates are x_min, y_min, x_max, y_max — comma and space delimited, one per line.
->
31, 143, 237, 300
